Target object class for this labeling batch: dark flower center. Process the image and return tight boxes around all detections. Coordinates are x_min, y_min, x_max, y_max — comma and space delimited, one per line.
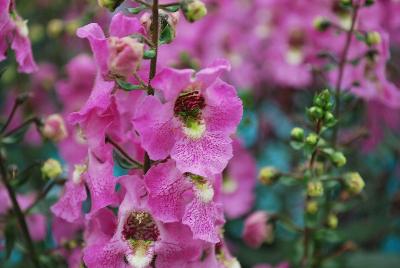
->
174, 89, 206, 124
122, 211, 160, 242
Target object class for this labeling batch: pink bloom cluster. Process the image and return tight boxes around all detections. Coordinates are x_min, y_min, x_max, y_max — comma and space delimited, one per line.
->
163, 0, 400, 108
48, 9, 257, 267
0, 0, 37, 73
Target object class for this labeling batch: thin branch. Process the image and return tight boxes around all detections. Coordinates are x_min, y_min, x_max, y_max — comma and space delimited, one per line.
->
105, 135, 143, 168
332, 2, 360, 146
3, 116, 42, 138
24, 179, 65, 214
0, 157, 40, 268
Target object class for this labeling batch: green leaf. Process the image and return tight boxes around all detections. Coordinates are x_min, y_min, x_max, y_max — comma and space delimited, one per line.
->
160, 24, 174, 44
290, 141, 304, 150
143, 49, 156, 59
116, 79, 143, 91
164, 5, 180, 12
279, 176, 301, 187
127, 5, 146, 14
113, 151, 141, 170
5, 222, 16, 260
314, 229, 344, 243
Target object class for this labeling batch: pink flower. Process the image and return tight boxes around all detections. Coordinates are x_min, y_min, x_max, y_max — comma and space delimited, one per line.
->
242, 211, 272, 249
221, 138, 257, 219
144, 159, 225, 243
134, 59, 243, 177
0, 0, 37, 73
253, 262, 290, 268
76, 12, 145, 80
83, 175, 205, 267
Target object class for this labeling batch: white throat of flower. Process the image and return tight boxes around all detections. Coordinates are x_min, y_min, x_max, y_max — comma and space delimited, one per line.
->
183, 120, 206, 140
126, 241, 154, 268
222, 176, 238, 194
72, 164, 87, 184
285, 48, 303, 66
194, 180, 214, 203
15, 18, 29, 37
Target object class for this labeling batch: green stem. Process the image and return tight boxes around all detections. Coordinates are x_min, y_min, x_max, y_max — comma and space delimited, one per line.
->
332, 3, 360, 146
0, 158, 40, 268
105, 135, 143, 168
3, 117, 42, 138
143, 0, 160, 174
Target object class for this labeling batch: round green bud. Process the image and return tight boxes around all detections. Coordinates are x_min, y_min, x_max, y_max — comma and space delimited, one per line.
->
307, 181, 324, 197
182, 0, 207, 23
344, 172, 365, 194
313, 16, 331, 31
327, 213, 338, 229
308, 106, 324, 121
314, 89, 331, 108
366, 31, 381, 46
305, 133, 319, 146
41, 159, 62, 179
97, 0, 124, 12
331, 151, 346, 167
306, 200, 318, 214
258, 166, 279, 185
324, 112, 336, 127
291, 127, 304, 141
340, 0, 352, 7
47, 19, 64, 38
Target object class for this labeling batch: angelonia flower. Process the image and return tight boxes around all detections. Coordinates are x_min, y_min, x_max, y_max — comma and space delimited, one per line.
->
0, 0, 37, 73
242, 211, 273, 249
133, 59, 243, 177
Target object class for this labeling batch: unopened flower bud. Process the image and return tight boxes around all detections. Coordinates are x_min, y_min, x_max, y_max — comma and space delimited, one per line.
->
306, 200, 318, 214
108, 37, 144, 78
291, 127, 304, 141
308, 106, 324, 121
327, 213, 338, 229
305, 133, 318, 146
47, 19, 64, 38
182, 0, 207, 23
366, 31, 381, 46
242, 211, 272, 248
307, 181, 324, 197
324, 112, 336, 127
97, 0, 124, 12
340, 0, 352, 7
314, 89, 331, 109
41, 159, 62, 179
258, 166, 280, 185
42, 114, 68, 142
331, 151, 346, 167
344, 172, 365, 194
313, 16, 331, 31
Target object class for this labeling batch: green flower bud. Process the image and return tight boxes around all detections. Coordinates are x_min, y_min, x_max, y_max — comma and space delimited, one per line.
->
344, 172, 365, 194
182, 0, 207, 23
331, 151, 346, 167
306, 200, 318, 214
313, 16, 331, 31
307, 181, 324, 197
308, 106, 324, 121
258, 166, 280, 185
41, 159, 62, 179
291, 127, 304, 141
313, 89, 331, 109
366, 31, 381, 46
340, 0, 352, 7
327, 213, 338, 229
97, 0, 124, 12
324, 111, 336, 127
47, 19, 64, 38
305, 133, 318, 146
